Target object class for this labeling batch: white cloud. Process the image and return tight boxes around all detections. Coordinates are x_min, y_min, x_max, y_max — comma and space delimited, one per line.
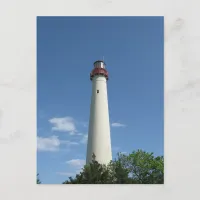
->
37, 136, 60, 152
37, 136, 79, 152
111, 122, 126, 127
59, 159, 86, 178
56, 169, 83, 177
60, 140, 79, 146
49, 117, 76, 134
80, 134, 88, 144
66, 159, 85, 168
56, 172, 75, 176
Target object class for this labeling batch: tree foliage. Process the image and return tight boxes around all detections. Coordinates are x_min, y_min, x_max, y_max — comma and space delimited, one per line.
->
117, 150, 164, 184
63, 154, 115, 184
37, 173, 41, 184
63, 150, 164, 184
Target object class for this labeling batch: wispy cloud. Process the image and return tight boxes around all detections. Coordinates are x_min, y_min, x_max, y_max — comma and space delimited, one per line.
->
111, 122, 126, 127
37, 136, 60, 152
80, 134, 88, 144
56, 172, 75, 176
66, 159, 85, 168
58, 159, 86, 178
37, 136, 78, 152
49, 117, 76, 134
60, 140, 79, 146
56, 170, 82, 177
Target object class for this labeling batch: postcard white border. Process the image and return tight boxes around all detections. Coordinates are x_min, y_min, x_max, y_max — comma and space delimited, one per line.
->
0, 0, 200, 199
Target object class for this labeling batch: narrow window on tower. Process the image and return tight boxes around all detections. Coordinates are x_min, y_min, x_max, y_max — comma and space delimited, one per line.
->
97, 90, 99, 93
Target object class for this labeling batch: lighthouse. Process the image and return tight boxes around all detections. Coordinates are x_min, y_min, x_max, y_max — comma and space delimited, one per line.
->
86, 60, 112, 165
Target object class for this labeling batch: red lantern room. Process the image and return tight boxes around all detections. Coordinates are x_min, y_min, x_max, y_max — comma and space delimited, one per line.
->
90, 60, 109, 81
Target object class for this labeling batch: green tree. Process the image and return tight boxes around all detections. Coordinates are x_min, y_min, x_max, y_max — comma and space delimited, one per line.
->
37, 173, 41, 184
117, 150, 164, 184
62, 150, 164, 184
63, 154, 116, 184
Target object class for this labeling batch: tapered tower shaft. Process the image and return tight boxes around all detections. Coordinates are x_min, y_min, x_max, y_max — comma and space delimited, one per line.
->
86, 60, 112, 165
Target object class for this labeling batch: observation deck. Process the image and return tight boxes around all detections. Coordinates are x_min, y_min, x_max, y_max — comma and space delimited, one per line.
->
90, 60, 109, 81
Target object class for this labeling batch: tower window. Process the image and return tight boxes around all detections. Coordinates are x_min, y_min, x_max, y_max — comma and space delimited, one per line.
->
97, 90, 99, 93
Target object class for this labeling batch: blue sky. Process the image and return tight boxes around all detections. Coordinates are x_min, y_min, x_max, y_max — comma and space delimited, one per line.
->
37, 16, 164, 184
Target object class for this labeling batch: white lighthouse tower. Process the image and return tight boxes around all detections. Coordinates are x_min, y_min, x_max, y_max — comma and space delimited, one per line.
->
86, 60, 112, 165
